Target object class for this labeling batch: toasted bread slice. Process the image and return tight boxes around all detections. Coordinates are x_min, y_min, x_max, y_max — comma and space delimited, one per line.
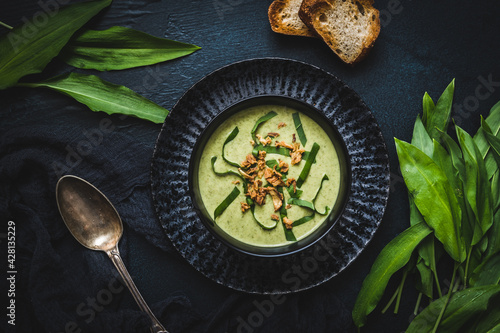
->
269, 0, 316, 37
299, 0, 380, 64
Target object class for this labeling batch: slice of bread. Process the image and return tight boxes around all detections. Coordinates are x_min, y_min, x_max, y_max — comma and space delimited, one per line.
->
299, 0, 380, 64
268, 0, 316, 37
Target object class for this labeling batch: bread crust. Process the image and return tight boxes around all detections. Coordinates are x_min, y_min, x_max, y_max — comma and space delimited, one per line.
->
268, 0, 317, 37
299, 0, 380, 64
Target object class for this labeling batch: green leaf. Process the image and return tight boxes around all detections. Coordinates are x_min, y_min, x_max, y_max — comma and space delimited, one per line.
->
471, 294, 500, 333
432, 139, 463, 205
491, 169, 500, 217
423, 79, 455, 140
484, 209, 500, 264
457, 126, 493, 245
352, 222, 432, 328
411, 115, 433, 157
415, 259, 434, 299
432, 138, 474, 247
482, 118, 500, 169
421, 91, 435, 127
409, 197, 439, 298
251, 111, 277, 142
470, 251, 500, 287
61, 26, 201, 71
475, 101, 500, 179
0, 0, 111, 89
395, 139, 465, 262
406, 285, 500, 333
438, 129, 466, 180
214, 186, 240, 219
17, 72, 168, 123
296, 142, 320, 188
292, 112, 307, 147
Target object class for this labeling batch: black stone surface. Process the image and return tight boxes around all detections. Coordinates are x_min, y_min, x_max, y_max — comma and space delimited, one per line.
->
1, 0, 500, 332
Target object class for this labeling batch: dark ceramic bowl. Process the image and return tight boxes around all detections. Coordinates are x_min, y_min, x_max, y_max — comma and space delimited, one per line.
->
189, 95, 351, 257
151, 58, 390, 294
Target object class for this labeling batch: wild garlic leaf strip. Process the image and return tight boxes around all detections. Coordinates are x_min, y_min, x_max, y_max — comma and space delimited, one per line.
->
61, 26, 201, 71
210, 156, 243, 180
251, 111, 277, 143
292, 112, 307, 147
296, 142, 320, 188
0, 0, 111, 89
312, 174, 330, 215
278, 186, 296, 242
214, 186, 240, 219
221, 127, 241, 168
250, 205, 278, 230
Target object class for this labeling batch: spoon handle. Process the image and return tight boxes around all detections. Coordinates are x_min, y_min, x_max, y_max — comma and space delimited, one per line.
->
107, 246, 168, 333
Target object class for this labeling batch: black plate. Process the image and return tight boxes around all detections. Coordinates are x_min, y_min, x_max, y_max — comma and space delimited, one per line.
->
151, 58, 390, 294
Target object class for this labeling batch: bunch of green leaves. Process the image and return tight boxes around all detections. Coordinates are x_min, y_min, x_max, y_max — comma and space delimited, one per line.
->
0, 0, 200, 123
352, 80, 500, 332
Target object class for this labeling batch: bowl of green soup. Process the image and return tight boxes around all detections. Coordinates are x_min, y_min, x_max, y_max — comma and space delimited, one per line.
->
151, 58, 389, 293
189, 96, 350, 257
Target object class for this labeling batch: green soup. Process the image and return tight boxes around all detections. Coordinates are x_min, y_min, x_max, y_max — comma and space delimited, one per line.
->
197, 104, 341, 247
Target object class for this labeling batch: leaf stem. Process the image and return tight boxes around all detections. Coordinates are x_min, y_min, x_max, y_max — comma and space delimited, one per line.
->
382, 269, 408, 315
433, 266, 443, 298
463, 245, 473, 289
381, 286, 399, 314
394, 269, 408, 314
431, 263, 458, 333
413, 292, 423, 315
0, 20, 13, 29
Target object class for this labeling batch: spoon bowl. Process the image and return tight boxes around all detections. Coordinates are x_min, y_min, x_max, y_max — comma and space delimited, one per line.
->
56, 175, 167, 333
56, 175, 122, 251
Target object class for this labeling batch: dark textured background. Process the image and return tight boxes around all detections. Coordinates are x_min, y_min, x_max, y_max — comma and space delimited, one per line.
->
1, 0, 500, 332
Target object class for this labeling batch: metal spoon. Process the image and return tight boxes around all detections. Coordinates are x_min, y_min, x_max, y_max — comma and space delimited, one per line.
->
56, 175, 168, 333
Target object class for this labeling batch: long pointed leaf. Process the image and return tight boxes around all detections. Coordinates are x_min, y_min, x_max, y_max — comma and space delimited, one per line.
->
61, 26, 201, 71
457, 126, 493, 245
423, 79, 455, 140
0, 0, 111, 89
475, 101, 500, 179
406, 285, 500, 333
421, 91, 435, 127
395, 139, 465, 262
352, 222, 432, 328
18, 72, 168, 123
411, 115, 433, 157
470, 251, 500, 287
485, 200, 500, 259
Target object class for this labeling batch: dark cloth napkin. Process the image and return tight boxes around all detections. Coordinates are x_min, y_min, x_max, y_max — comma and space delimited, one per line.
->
0, 87, 353, 333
